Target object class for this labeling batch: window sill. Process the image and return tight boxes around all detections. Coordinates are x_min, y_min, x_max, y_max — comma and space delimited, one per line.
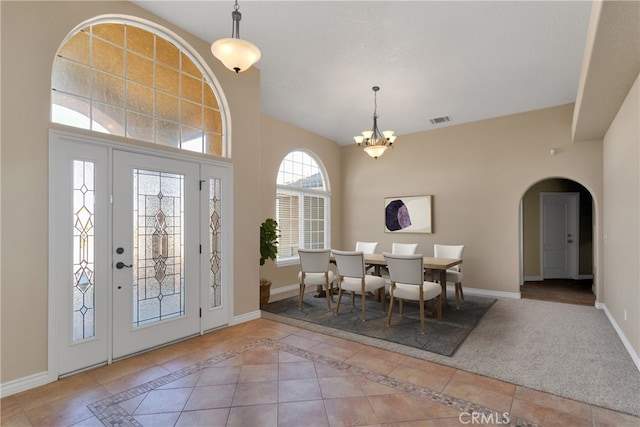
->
276, 258, 299, 268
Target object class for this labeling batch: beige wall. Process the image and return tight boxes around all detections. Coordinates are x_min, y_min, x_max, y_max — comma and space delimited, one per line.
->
259, 115, 343, 291
603, 74, 640, 354
340, 104, 603, 295
1, 1, 261, 383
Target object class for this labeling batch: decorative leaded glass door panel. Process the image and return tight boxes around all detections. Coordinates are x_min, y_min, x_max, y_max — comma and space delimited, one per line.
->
112, 151, 200, 359
50, 136, 109, 376
200, 163, 232, 331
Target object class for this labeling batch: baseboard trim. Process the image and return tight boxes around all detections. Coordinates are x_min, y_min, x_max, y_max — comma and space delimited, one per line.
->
271, 283, 299, 295
0, 371, 53, 398
599, 303, 640, 372
448, 285, 521, 300
232, 310, 262, 325
524, 275, 593, 282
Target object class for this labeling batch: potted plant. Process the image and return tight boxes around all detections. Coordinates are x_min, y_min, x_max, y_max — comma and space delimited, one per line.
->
259, 218, 279, 306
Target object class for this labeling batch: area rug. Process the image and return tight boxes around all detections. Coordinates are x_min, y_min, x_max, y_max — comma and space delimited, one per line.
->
261, 293, 496, 356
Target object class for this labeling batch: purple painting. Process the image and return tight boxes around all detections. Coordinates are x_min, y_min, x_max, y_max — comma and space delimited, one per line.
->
384, 195, 432, 233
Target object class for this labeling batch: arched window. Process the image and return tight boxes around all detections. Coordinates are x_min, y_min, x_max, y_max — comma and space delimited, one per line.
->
276, 151, 331, 263
51, 20, 227, 156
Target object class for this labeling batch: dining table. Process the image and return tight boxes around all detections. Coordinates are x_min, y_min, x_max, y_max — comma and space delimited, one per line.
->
361, 253, 462, 308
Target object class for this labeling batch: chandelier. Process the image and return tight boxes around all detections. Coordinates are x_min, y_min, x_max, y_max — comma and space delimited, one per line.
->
211, 0, 261, 73
354, 86, 397, 159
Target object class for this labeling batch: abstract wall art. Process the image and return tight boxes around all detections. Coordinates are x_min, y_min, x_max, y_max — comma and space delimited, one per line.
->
384, 195, 433, 233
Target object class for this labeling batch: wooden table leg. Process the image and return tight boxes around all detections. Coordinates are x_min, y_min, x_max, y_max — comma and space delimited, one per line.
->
438, 269, 449, 308
374, 265, 383, 302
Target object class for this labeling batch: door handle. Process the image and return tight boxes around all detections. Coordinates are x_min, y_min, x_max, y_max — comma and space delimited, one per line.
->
116, 261, 133, 269
567, 240, 574, 243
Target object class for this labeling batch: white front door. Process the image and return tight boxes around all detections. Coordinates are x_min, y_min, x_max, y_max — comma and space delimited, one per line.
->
50, 131, 232, 376
112, 151, 201, 359
541, 192, 579, 279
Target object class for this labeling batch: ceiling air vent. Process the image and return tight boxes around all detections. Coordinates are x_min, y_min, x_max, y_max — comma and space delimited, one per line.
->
429, 116, 451, 125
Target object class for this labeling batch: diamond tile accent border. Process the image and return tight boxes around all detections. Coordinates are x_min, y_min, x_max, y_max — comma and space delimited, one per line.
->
88, 338, 537, 426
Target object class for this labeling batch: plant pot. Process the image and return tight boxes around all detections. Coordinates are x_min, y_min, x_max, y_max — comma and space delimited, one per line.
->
260, 279, 272, 306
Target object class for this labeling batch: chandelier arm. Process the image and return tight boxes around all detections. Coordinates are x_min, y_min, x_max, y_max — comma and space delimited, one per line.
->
371, 115, 380, 144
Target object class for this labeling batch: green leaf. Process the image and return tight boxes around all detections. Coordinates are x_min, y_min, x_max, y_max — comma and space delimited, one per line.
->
259, 218, 280, 266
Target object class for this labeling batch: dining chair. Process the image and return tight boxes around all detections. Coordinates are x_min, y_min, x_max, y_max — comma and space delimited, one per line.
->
297, 249, 335, 310
355, 241, 379, 253
355, 241, 379, 274
391, 243, 419, 255
433, 244, 465, 308
380, 242, 420, 281
383, 252, 442, 334
332, 249, 387, 321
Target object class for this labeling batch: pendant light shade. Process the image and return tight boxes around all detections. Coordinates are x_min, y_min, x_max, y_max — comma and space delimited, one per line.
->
211, 1, 261, 73
211, 38, 261, 73
363, 145, 389, 159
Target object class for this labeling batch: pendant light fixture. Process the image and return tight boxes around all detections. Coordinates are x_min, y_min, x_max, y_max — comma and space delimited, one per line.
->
211, 0, 261, 73
353, 86, 397, 159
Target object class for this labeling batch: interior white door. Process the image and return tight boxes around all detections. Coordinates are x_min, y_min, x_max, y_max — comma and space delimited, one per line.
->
542, 192, 579, 279
112, 151, 200, 359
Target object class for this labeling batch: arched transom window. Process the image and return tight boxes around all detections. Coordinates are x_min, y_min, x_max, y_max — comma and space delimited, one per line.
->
52, 20, 227, 156
276, 151, 331, 263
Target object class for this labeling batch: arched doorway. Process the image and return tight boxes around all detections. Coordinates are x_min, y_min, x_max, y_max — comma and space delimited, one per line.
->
520, 178, 595, 305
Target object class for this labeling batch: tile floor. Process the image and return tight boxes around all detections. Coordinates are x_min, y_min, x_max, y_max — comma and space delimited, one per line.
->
2, 317, 640, 427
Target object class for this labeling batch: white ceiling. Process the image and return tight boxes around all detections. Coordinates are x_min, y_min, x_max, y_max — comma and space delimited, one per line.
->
132, 1, 593, 145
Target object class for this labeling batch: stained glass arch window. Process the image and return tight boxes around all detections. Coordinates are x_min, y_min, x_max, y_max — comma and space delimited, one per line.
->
276, 150, 331, 264
51, 17, 229, 157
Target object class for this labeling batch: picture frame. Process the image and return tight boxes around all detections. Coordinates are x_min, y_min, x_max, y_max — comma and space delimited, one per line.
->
384, 195, 433, 233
